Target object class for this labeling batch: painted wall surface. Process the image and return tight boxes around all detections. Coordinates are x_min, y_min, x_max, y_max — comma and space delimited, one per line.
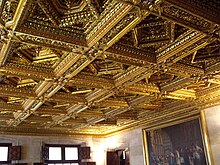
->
204, 105, 220, 164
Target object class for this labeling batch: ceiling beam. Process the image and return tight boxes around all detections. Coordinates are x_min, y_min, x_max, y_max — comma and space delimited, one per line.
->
0, 0, 32, 66
151, 1, 217, 34
157, 31, 208, 64
0, 62, 54, 80
160, 77, 198, 93
37, 0, 60, 26
86, 0, 133, 47
164, 0, 220, 25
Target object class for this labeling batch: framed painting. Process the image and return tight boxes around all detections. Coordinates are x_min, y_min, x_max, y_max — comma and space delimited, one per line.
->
142, 115, 212, 165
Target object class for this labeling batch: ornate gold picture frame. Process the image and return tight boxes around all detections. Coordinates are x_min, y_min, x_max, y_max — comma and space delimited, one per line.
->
142, 113, 213, 165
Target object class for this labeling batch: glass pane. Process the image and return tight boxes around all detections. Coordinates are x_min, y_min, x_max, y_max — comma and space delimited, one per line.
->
0, 146, 8, 161
65, 147, 78, 160
49, 147, 62, 160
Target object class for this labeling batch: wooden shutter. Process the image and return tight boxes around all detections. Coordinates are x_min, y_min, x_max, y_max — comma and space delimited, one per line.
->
78, 147, 91, 159
107, 151, 119, 165
8, 146, 21, 160
80, 162, 96, 165
41, 146, 49, 160
125, 151, 130, 165
33, 163, 45, 165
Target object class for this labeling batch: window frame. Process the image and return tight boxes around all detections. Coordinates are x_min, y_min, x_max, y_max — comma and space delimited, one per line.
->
45, 144, 80, 164
0, 143, 12, 164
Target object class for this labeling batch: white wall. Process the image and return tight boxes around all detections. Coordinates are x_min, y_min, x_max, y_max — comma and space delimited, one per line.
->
204, 105, 220, 164
0, 135, 105, 165
0, 128, 145, 165
105, 128, 145, 165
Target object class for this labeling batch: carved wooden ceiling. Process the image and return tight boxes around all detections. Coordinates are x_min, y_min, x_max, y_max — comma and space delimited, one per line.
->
0, 0, 220, 137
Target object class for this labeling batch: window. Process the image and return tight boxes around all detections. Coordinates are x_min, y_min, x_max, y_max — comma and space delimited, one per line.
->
65, 147, 78, 160
49, 147, 62, 160
45, 144, 80, 165
0, 143, 12, 164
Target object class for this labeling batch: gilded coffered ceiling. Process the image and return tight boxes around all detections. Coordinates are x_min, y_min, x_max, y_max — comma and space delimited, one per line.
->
0, 0, 220, 137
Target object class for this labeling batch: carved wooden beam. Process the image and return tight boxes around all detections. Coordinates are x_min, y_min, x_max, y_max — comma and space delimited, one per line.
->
86, 0, 133, 47
69, 73, 115, 89
54, 52, 83, 77
10, 49, 96, 126
62, 118, 88, 124
60, 10, 94, 28
0, 39, 13, 66
0, 63, 115, 88
205, 61, 220, 75
164, 0, 220, 25
114, 66, 155, 87
0, 85, 35, 98
34, 108, 67, 115
78, 110, 137, 120
160, 77, 197, 93
129, 95, 220, 131
168, 63, 204, 77
103, 52, 149, 67
125, 83, 160, 94
0, 102, 23, 112
96, 120, 118, 125
15, 32, 84, 51
0, 0, 32, 66
128, 95, 155, 107
0, 0, 6, 17
15, 25, 87, 49
63, 48, 100, 79
41, 0, 156, 117
5, 0, 32, 30
152, 1, 217, 34
24, 115, 53, 123
94, 99, 129, 108
56, 66, 156, 129
136, 103, 162, 110
196, 84, 220, 98
0, 62, 54, 80
137, 100, 198, 124
165, 89, 196, 100
157, 31, 208, 64
106, 44, 156, 64
37, 0, 60, 26
0, 114, 14, 120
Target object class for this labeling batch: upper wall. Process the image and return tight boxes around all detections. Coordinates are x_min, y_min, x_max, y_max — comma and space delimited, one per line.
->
204, 106, 220, 164
0, 128, 145, 165
0, 135, 105, 165
105, 128, 145, 165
